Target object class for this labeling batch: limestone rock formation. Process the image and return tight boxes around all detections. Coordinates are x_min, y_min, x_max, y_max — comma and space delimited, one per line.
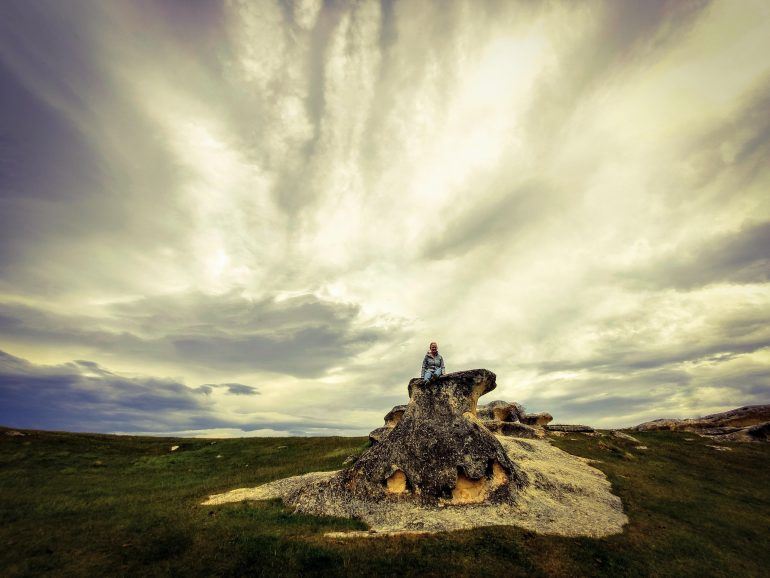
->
368, 404, 408, 445
347, 370, 527, 505
633, 405, 770, 442
520, 412, 553, 427
203, 368, 628, 537
477, 400, 525, 422
482, 420, 543, 439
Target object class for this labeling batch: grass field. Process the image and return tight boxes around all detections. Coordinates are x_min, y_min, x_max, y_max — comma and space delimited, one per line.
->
1, 426, 768, 577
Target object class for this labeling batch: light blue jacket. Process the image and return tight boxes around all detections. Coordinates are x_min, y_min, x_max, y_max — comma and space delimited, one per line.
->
421, 352, 445, 376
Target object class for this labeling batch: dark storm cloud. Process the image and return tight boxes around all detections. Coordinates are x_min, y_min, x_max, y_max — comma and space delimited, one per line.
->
0, 349, 361, 434
0, 290, 387, 377
0, 2, 202, 299
620, 221, 770, 290
0, 348, 206, 433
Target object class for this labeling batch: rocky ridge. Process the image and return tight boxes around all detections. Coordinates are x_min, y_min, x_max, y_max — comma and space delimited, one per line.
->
633, 405, 770, 442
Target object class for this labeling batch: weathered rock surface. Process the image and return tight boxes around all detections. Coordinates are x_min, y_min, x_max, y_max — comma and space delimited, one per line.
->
384, 404, 408, 427
520, 412, 553, 427
368, 404, 409, 445
349, 370, 527, 505
203, 436, 628, 538
368, 426, 391, 445
202, 368, 628, 537
709, 421, 770, 443
477, 400, 525, 423
482, 420, 544, 439
633, 405, 770, 442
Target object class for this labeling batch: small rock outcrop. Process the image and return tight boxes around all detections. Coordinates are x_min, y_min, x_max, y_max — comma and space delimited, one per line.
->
633, 405, 770, 442
368, 404, 408, 444
477, 400, 525, 422
520, 412, 554, 427
547, 424, 595, 432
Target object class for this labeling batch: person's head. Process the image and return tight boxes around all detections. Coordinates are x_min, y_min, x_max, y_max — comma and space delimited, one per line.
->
429, 342, 438, 354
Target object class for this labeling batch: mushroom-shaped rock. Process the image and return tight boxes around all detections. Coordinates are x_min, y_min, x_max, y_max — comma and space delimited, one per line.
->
478, 400, 525, 423
340, 369, 527, 505
368, 404, 410, 445
384, 404, 408, 427
521, 412, 553, 427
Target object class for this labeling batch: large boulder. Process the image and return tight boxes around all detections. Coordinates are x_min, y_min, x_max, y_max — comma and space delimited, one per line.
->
297, 370, 528, 508
345, 370, 527, 505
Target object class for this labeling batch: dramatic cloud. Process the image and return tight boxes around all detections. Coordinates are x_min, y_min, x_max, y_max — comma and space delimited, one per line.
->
0, 290, 392, 377
0, 349, 359, 435
0, 0, 768, 434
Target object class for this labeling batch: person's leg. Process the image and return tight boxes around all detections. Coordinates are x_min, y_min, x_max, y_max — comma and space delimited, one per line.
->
435, 367, 443, 378
423, 369, 434, 381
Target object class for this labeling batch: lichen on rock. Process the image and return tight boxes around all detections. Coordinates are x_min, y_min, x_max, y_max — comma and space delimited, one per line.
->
343, 369, 527, 505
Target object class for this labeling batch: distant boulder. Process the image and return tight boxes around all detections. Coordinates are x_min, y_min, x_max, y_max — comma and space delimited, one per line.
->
520, 412, 553, 427
710, 421, 770, 443
477, 400, 525, 422
634, 419, 682, 432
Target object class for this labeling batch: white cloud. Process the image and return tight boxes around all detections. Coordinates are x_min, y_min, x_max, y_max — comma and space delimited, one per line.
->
0, 0, 768, 432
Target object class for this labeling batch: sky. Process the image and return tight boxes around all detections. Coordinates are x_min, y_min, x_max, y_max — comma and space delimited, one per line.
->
0, 0, 768, 437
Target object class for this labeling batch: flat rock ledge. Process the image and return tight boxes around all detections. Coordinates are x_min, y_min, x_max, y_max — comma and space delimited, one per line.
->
202, 436, 627, 538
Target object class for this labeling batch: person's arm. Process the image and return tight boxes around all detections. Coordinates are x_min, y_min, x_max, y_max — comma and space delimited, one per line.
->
421, 354, 428, 375
440, 355, 445, 372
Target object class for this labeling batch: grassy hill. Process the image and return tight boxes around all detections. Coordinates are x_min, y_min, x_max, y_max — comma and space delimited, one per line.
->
1, 426, 768, 577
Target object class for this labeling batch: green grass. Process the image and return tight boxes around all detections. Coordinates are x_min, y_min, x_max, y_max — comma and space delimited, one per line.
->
0, 427, 768, 577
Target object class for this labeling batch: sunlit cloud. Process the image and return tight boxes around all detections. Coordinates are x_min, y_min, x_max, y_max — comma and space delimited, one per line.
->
0, 0, 768, 434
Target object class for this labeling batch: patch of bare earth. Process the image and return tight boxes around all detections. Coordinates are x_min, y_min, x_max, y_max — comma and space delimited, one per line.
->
202, 436, 627, 539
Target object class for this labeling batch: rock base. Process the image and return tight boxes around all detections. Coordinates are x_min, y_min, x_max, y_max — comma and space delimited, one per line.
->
202, 436, 628, 538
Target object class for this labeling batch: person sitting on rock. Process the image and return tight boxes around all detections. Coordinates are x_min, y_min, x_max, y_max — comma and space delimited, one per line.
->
422, 341, 445, 382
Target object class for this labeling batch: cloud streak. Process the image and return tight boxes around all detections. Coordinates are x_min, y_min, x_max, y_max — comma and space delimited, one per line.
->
0, 0, 768, 434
